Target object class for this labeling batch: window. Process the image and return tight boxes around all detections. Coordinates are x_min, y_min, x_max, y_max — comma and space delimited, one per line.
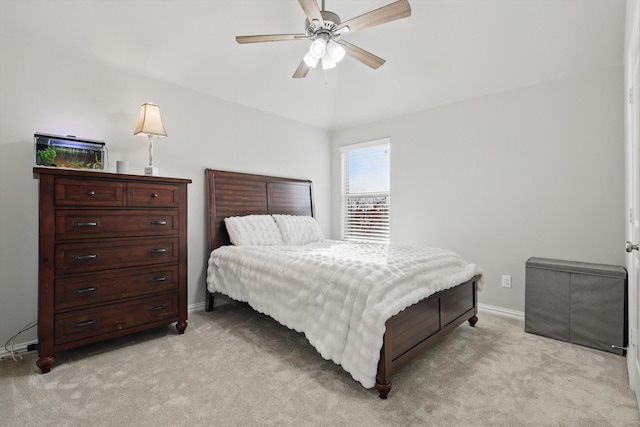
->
340, 139, 390, 243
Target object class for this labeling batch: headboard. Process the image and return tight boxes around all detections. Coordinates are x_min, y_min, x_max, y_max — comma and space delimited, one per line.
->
205, 169, 315, 251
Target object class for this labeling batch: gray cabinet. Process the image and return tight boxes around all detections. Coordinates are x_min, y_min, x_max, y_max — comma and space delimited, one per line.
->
524, 257, 627, 355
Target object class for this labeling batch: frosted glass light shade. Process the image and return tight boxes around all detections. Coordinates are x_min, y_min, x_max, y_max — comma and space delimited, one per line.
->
326, 41, 346, 63
303, 51, 320, 68
309, 37, 327, 59
322, 54, 336, 70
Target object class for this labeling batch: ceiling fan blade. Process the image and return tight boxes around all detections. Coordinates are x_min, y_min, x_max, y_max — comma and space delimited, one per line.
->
236, 34, 307, 44
293, 60, 311, 79
337, 40, 385, 69
336, 0, 411, 33
298, 0, 323, 26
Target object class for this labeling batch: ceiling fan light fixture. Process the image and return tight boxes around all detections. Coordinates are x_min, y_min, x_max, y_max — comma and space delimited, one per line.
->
235, 0, 412, 79
309, 35, 328, 59
321, 54, 337, 70
303, 51, 320, 68
326, 41, 346, 63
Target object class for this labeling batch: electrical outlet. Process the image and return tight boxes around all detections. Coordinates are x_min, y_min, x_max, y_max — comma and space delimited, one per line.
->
501, 275, 512, 288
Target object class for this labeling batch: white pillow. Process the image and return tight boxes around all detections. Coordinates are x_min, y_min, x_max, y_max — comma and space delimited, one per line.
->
272, 214, 324, 245
224, 215, 284, 246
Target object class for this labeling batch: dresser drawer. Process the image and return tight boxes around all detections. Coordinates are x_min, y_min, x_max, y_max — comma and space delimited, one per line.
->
55, 237, 179, 274
56, 209, 179, 240
55, 178, 125, 207
54, 293, 178, 345
55, 265, 179, 310
127, 183, 181, 207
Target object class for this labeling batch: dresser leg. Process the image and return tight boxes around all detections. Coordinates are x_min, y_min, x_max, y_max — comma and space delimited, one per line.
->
176, 321, 187, 334
36, 355, 56, 374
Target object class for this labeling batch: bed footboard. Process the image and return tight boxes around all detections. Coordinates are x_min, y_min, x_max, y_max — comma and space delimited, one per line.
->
375, 275, 480, 399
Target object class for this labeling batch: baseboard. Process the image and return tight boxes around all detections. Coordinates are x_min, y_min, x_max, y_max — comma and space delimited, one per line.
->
188, 301, 206, 313
0, 339, 38, 360
478, 303, 524, 321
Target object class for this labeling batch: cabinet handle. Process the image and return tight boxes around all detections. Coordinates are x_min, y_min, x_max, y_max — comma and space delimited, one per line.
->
72, 221, 100, 228
151, 193, 159, 198
148, 248, 168, 254
148, 304, 168, 312
73, 254, 98, 260
148, 276, 167, 283
148, 220, 168, 226
87, 191, 96, 196
72, 286, 98, 294
73, 319, 98, 328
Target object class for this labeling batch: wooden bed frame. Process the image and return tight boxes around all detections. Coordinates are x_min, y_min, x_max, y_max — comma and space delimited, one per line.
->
205, 169, 480, 399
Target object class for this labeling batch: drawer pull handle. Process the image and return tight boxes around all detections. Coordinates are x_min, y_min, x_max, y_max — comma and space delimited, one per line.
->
88, 191, 96, 196
73, 319, 98, 328
72, 221, 100, 228
148, 304, 168, 312
73, 254, 98, 260
149, 248, 168, 254
72, 286, 98, 294
151, 193, 159, 198
148, 220, 168, 226
149, 276, 167, 283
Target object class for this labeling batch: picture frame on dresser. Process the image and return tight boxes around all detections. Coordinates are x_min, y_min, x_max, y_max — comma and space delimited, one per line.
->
33, 167, 191, 373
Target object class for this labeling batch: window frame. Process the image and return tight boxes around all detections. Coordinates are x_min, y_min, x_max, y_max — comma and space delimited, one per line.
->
340, 138, 391, 243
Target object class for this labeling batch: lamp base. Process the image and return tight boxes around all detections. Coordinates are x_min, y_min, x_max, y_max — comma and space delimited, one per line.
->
144, 166, 159, 176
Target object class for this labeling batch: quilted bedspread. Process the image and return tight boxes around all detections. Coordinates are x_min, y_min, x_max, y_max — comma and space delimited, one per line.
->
206, 240, 482, 388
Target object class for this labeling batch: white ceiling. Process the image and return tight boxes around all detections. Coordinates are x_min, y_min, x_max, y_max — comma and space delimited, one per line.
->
0, 0, 627, 130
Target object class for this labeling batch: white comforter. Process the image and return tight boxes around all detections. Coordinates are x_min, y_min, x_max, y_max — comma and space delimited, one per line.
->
206, 240, 482, 388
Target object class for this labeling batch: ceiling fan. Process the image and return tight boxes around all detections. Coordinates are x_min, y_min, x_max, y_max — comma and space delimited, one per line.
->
236, 0, 412, 78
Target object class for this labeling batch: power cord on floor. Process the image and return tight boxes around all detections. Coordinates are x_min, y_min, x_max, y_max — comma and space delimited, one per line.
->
2, 321, 37, 362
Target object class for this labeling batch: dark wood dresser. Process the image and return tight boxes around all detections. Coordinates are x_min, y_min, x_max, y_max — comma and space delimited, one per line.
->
33, 167, 191, 373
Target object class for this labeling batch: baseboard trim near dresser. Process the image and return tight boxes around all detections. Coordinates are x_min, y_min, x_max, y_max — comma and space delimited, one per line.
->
0, 339, 39, 360
478, 303, 524, 321
188, 301, 207, 313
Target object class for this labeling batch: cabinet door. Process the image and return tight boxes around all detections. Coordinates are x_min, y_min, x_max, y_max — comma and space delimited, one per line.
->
525, 268, 570, 341
570, 274, 626, 355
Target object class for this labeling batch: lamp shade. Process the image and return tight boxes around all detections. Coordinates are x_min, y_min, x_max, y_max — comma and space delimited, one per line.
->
321, 54, 336, 70
326, 41, 346, 63
134, 103, 167, 137
303, 51, 320, 68
309, 35, 328, 59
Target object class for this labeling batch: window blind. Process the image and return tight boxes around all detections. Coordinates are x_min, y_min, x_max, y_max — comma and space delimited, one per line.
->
341, 140, 390, 243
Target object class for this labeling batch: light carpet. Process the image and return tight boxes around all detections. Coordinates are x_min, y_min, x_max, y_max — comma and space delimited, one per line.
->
1, 300, 638, 427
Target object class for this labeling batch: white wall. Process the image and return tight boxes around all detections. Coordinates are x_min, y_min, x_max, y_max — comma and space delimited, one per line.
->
331, 66, 625, 313
0, 34, 330, 347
